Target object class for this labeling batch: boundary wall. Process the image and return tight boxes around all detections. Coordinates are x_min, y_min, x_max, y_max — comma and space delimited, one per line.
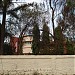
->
0, 55, 75, 75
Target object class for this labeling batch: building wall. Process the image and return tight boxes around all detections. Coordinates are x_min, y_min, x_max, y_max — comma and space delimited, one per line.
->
22, 35, 33, 54
0, 55, 75, 75
10, 37, 19, 54
22, 35, 74, 55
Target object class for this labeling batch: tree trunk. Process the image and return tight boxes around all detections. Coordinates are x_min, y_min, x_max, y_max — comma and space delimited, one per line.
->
52, 10, 55, 41
49, 0, 55, 41
18, 35, 23, 55
0, 5, 6, 55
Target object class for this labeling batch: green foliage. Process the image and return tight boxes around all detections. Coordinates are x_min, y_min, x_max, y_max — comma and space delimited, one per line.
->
3, 43, 13, 55
32, 70, 43, 75
62, 0, 75, 41
32, 22, 40, 55
41, 23, 50, 54
55, 26, 62, 40
54, 25, 64, 54
0, 24, 1, 35
18, 36, 23, 55
66, 41, 74, 55
0, 0, 12, 9
67, 0, 75, 7
67, 0, 72, 7
0, 0, 18, 55
63, 0, 75, 16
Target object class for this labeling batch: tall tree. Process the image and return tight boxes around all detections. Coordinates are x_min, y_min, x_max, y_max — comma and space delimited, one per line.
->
0, 0, 33, 54
41, 23, 50, 54
41, 1, 66, 54
59, 0, 75, 55
32, 22, 40, 55
54, 25, 64, 54
7, 4, 33, 54
0, 0, 19, 54
0, 24, 1, 50
66, 40, 74, 55
62, 0, 75, 40
17, 2, 47, 54
45, 0, 65, 41
0, 0, 12, 54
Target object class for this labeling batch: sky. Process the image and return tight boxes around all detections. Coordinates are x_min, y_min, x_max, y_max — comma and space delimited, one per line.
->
0, 0, 55, 36
25, 0, 43, 3
12, 0, 43, 3
0, 0, 43, 23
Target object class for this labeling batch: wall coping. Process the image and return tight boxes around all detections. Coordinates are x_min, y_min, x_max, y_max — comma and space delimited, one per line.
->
0, 55, 75, 59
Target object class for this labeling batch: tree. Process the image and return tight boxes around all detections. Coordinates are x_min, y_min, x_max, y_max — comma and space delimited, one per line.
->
54, 25, 64, 54
62, 0, 75, 41
18, 4, 35, 54
52, 0, 75, 55
40, 1, 66, 54
0, 24, 1, 50
0, 0, 19, 54
0, 0, 33, 54
17, 2, 48, 54
32, 22, 40, 55
48, 0, 65, 42
41, 23, 50, 54
66, 40, 74, 55
0, 0, 10, 54
3, 43, 14, 55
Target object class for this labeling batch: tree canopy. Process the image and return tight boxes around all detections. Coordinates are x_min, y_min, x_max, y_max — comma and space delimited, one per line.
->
0, 0, 75, 55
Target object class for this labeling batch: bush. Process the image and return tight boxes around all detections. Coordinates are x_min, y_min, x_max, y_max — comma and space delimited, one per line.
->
66, 41, 74, 55
33, 71, 39, 75
3, 43, 13, 55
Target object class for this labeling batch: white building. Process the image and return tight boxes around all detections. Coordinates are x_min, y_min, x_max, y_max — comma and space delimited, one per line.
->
22, 35, 33, 54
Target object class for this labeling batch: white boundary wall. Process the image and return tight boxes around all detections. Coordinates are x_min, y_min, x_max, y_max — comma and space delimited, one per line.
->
0, 55, 75, 75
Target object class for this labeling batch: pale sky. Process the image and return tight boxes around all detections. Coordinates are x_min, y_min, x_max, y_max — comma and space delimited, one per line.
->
0, 0, 55, 36
0, 0, 44, 23
25, 0, 43, 3
12, 0, 43, 3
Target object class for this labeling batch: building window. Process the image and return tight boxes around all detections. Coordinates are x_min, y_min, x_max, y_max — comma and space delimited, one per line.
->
25, 42, 32, 44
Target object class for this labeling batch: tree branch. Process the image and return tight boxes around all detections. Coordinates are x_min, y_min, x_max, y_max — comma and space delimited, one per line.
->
54, 12, 62, 20
40, 29, 54, 38
49, 0, 54, 11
